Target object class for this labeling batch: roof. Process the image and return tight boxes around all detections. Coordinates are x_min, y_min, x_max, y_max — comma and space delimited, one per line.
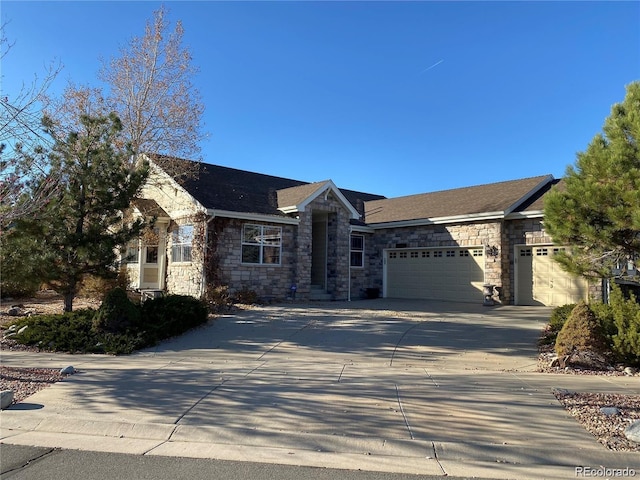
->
153, 156, 385, 217
364, 175, 554, 225
513, 178, 564, 214
132, 198, 169, 219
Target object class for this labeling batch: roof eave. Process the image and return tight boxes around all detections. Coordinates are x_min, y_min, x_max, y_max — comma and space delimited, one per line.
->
503, 174, 555, 215
207, 208, 300, 225
367, 211, 506, 229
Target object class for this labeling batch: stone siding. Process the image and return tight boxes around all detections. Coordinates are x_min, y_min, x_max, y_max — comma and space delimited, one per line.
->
349, 231, 379, 299
209, 217, 297, 301
370, 221, 503, 300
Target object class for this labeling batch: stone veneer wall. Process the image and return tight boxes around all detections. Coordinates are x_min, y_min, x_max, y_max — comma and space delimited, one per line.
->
165, 218, 205, 297
370, 221, 503, 300
295, 192, 352, 300
349, 232, 378, 299
209, 217, 297, 301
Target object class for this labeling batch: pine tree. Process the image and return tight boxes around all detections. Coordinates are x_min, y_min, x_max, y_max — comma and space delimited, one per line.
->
2, 113, 148, 311
544, 81, 640, 279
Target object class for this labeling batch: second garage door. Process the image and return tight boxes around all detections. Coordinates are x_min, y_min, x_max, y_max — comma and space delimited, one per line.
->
385, 247, 485, 302
516, 245, 589, 306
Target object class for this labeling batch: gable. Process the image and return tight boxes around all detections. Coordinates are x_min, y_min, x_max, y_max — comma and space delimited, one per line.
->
277, 180, 362, 219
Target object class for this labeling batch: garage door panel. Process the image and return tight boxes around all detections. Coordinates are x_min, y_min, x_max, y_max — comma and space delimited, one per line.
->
386, 248, 485, 302
516, 246, 588, 306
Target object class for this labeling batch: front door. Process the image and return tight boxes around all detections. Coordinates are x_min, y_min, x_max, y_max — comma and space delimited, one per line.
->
140, 227, 166, 290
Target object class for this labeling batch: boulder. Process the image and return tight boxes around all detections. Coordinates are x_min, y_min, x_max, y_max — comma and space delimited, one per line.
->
624, 421, 640, 444
599, 407, 620, 416
60, 366, 75, 375
0, 390, 14, 409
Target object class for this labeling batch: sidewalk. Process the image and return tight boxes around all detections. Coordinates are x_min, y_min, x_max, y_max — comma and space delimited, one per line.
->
1, 300, 639, 479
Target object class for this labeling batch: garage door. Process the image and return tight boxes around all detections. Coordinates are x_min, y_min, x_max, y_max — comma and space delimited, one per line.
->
385, 247, 485, 302
516, 246, 588, 306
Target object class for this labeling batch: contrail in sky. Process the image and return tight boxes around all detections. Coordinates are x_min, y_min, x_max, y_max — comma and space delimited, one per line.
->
419, 59, 444, 75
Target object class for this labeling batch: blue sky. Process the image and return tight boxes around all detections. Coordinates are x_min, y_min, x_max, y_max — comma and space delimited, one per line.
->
2, 1, 639, 198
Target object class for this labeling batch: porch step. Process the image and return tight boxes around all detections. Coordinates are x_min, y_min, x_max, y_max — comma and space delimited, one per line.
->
309, 285, 332, 301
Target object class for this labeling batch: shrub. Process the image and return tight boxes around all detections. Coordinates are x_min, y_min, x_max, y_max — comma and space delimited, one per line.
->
608, 285, 640, 365
92, 287, 141, 334
78, 270, 129, 300
1, 279, 41, 299
204, 285, 233, 312
12, 310, 101, 353
549, 304, 576, 333
234, 286, 259, 305
555, 302, 611, 366
141, 294, 209, 341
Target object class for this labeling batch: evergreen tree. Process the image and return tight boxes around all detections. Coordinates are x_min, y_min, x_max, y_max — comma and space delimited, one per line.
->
544, 81, 640, 279
2, 113, 148, 311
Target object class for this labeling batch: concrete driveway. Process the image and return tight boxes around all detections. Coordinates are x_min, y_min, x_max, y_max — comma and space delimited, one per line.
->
1, 299, 638, 479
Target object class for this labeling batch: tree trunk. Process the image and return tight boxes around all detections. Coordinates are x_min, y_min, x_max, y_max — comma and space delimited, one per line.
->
63, 292, 74, 312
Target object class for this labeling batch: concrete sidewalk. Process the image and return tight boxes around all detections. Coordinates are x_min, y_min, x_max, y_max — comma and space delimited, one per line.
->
1, 300, 639, 479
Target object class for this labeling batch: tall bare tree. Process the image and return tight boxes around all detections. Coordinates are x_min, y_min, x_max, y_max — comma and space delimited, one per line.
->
100, 5, 204, 181
0, 22, 62, 227
44, 6, 205, 183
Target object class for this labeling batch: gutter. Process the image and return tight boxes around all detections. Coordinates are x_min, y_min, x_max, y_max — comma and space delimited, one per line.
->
206, 208, 300, 225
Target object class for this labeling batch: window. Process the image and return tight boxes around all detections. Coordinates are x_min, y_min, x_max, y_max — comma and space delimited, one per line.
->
172, 225, 193, 263
242, 224, 282, 265
123, 241, 139, 263
145, 246, 158, 264
350, 235, 364, 267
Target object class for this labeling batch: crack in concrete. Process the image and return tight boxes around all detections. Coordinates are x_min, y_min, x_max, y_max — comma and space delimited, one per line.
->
1, 447, 57, 476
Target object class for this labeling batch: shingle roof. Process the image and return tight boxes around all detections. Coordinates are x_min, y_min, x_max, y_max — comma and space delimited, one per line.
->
153, 156, 385, 217
364, 175, 553, 225
513, 178, 564, 213
132, 198, 169, 219
277, 182, 328, 209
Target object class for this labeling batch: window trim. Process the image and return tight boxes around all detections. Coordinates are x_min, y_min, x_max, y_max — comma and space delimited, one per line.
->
241, 224, 282, 266
350, 234, 364, 268
172, 224, 194, 263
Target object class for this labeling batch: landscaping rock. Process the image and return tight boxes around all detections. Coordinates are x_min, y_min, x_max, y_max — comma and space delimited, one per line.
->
0, 390, 14, 409
600, 407, 620, 416
60, 366, 75, 375
624, 367, 638, 375
7, 307, 21, 316
624, 421, 640, 444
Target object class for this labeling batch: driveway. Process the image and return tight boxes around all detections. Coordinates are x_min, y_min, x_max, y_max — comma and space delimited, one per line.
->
1, 300, 638, 479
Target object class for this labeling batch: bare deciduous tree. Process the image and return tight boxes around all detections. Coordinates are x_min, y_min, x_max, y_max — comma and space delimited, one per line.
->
100, 5, 205, 182
0, 22, 63, 227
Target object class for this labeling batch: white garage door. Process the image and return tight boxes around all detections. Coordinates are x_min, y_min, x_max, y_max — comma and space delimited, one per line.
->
516, 246, 588, 306
385, 247, 485, 302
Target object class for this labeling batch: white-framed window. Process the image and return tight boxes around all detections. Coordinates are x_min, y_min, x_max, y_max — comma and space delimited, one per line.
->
242, 224, 282, 265
123, 241, 139, 264
172, 225, 193, 263
350, 234, 364, 267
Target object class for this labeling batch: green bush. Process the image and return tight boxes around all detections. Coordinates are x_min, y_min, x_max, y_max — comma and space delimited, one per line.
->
141, 294, 209, 342
92, 287, 141, 334
11, 310, 102, 353
7, 293, 209, 355
608, 285, 640, 365
555, 302, 610, 359
549, 304, 576, 333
